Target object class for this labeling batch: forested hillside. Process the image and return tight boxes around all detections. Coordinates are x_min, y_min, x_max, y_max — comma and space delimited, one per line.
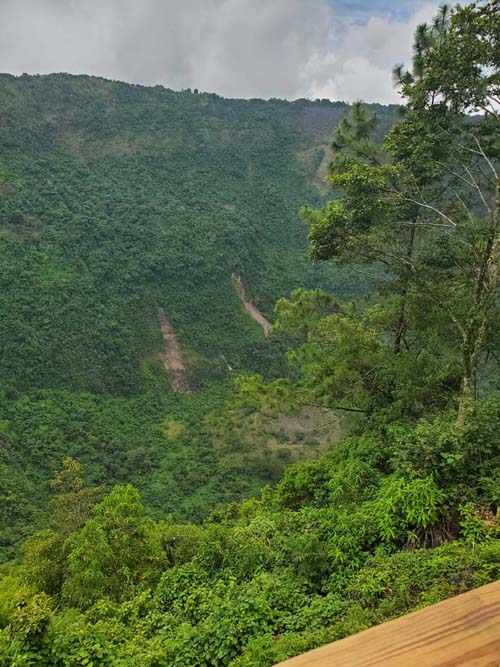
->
0, 1, 499, 665
0, 73, 393, 393
0, 73, 395, 556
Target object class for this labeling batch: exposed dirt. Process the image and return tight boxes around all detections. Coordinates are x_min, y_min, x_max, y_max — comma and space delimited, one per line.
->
157, 307, 191, 393
232, 274, 272, 336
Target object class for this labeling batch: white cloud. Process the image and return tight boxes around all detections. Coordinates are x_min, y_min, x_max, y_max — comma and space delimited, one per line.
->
0, 0, 441, 103
306, 3, 441, 104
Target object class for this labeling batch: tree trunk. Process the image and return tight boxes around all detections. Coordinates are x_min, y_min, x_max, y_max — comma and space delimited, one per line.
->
456, 179, 499, 426
457, 338, 474, 427
393, 223, 417, 354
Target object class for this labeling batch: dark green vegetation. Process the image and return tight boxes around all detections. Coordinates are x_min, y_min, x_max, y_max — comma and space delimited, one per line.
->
0, 73, 392, 394
0, 74, 395, 557
1, 1, 500, 665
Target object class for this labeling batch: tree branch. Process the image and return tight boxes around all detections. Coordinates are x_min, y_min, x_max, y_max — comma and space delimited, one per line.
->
394, 195, 458, 227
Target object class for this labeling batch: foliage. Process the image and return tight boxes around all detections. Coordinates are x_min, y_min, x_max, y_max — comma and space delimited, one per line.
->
0, 2, 499, 665
1, 398, 499, 665
287, 1, 500, 423
0, 75, 393, 558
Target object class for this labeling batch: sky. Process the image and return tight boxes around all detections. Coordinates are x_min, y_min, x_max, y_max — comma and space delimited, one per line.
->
0, 0, 443, 104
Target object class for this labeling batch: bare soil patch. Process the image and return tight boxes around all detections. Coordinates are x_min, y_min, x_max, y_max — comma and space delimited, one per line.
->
232, 274, 271, 336
157, 307, 191, 393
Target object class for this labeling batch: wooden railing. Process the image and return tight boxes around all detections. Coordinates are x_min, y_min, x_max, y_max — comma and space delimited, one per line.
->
275, 581, 500, 666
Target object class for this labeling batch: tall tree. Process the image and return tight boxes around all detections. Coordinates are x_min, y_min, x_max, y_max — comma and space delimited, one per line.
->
390, 0, 499, 422
299, 1, 499, 422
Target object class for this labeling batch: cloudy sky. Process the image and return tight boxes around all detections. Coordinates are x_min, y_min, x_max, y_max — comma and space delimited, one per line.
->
0, 0, 443, 104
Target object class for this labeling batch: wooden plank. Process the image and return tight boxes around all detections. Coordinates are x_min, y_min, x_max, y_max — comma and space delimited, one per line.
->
275, 581, 500, 667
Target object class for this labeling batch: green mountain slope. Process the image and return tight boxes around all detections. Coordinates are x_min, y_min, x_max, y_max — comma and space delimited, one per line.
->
0, 74, 396, 556
0, 73, 394, 393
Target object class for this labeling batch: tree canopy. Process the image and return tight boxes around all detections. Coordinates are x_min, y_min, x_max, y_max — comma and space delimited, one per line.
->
0, 2, 499, 666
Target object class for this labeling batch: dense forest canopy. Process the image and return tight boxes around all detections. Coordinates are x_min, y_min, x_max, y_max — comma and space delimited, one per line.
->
0, 75, 392, 394
0, 75, 397, 556
0, 1, 499, 666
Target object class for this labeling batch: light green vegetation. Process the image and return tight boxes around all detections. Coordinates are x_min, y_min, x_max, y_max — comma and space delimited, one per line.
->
0, 1, 499, 665
0, 75, 396, 557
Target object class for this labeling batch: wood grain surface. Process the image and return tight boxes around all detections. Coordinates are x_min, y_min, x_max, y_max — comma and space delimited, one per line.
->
275, 581, 500, 667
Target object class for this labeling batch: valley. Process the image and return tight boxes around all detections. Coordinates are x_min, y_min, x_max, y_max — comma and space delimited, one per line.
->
0, 73, 394, 558
0, 4, 499, 661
